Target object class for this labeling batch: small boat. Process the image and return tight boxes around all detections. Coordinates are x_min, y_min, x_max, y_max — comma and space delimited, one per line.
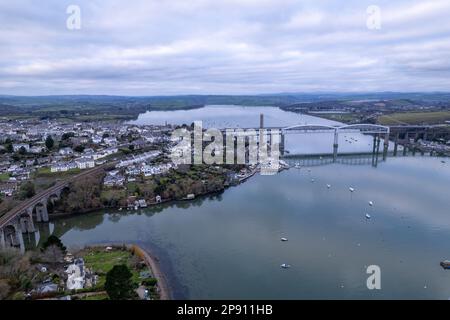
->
365, 213, 371, 219
349, 187, 355, 192
280, 264, 291, 269
311, 178, 315, 183
327, 184, 331, 189
368, 201, 374, 206
440, 260, 450, 269
281, 237, 288, 242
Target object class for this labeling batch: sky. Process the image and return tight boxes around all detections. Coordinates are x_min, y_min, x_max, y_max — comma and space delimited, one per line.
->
0, 0, 450, 95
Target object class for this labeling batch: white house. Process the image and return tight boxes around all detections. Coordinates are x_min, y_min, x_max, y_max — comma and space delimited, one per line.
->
103, 137, 117, 146
75, 158, 95, 170
59, 147, 74, 156
92, 136, 102, 144
66, 258, 86, 291
13, 143, 30, 152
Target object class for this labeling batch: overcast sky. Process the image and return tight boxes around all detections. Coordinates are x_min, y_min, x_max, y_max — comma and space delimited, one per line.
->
0, 0, 449, 95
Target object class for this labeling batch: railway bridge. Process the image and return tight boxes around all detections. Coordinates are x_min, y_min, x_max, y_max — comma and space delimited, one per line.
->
0, 164, 111, 252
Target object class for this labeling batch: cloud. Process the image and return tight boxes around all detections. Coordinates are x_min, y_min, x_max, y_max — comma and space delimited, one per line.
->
0, 0, 449, 95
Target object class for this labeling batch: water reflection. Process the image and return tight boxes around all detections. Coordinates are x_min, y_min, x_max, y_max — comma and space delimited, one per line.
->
55, 155, 450, 299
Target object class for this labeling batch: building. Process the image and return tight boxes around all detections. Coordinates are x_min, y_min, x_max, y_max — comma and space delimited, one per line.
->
66, 258, 85, 291
13, 143, 30, 152
59, 147, 74, 156
75, 158, 95, 170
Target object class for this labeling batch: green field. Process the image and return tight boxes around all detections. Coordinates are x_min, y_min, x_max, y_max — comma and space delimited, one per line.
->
0, 173, 10, 181
81, 248, 151, 289
378, 111, 450, 125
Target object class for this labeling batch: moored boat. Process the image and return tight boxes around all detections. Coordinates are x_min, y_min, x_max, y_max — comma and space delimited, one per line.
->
440, 260, 450, 269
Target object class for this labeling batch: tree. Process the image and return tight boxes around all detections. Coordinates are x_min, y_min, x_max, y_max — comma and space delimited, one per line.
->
61, 132, 75, 140
18, 146, 27, 155
45, 135, 54, 150
74, 145, 85, 153
42, 235, 67, 254
6, 143, 13, 153
41, 245, 64, 265
18, 181, 35, 200
105, 264, 134, 300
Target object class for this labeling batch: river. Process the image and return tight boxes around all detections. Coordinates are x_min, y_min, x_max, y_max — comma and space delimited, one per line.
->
52, 105, 450, 299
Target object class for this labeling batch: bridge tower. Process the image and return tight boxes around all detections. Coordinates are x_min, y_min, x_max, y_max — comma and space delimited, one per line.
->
333, 129, 338, 162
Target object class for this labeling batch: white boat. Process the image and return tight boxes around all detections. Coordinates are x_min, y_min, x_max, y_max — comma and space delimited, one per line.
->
327, 184, 331, 189
311, 178, 315, 183
368, 201, 374, 206
281, 237, 288, 242
349, 187, 355, 192
280, 264, 291, 269
365, 213, 371, 219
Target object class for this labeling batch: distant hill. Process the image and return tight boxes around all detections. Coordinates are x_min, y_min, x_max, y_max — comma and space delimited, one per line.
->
1, 92, 450, 121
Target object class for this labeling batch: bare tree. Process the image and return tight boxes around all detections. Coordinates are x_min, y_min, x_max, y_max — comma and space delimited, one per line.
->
40, 245, 64, 265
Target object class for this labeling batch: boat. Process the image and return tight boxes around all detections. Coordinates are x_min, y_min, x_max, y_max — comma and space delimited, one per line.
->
368, 201, 374, 206
365, 213, 371, 219
349, 187, 355, 192
280, 264, 291, 269
311, 178, 315, 183
327, 184, 331, 189
281, 237, 288, 242
440, 260, 450, 269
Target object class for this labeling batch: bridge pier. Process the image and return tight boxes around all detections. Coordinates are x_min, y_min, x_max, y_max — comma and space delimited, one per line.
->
382, 132, 389, 161
1, 221, 25, 253
280, 132, 285, 156
393, 132, 399, 156
0, 228, 5, 249
333, 129, 338, 162
19, 208, 35, 233
35, 200, 49, 223
14, 222, 25, 253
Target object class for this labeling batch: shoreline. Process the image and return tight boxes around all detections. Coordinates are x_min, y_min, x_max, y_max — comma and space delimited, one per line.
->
129, 244, 171, 300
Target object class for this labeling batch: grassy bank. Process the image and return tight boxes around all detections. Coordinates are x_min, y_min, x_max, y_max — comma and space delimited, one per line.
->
377, 111, 450, 125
